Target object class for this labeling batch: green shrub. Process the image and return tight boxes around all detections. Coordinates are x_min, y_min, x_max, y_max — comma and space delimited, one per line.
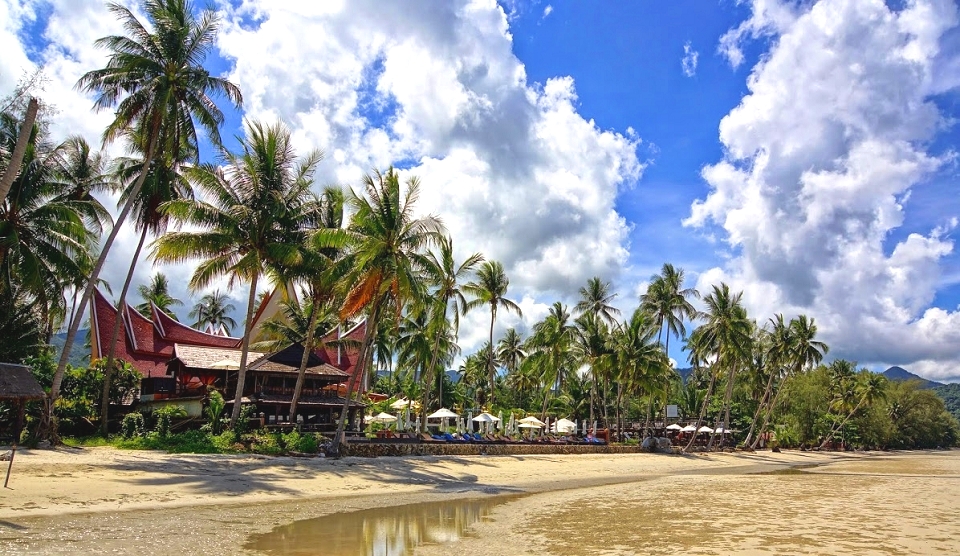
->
153, 405, 188, 438
249, 430, 284, 456
205, 391, 226, 435
121, 412, 146, 439
282, 431, 319, 453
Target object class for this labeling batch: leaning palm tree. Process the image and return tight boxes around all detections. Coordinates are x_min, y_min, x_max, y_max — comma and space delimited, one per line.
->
97, 124, 196, 434
575, 276, 620, 325
464, 260, 522, 407
321, 168, 443, 456
749, 314, 827, 449
154, 119, 322, 426
52, 0, 242, 426
136, 273, 183, 318
418, 235, 482, 421
696, 284, 752, 449
189, 290, 237, 333
820, 371, 886, 448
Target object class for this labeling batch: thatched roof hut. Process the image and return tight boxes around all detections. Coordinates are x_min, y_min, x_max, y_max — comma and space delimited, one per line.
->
0, 363, 44, 401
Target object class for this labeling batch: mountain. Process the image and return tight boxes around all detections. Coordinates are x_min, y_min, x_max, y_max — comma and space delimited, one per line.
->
50, 329, 91, 368
881, 366, 943, 389
676, 367, 694, 383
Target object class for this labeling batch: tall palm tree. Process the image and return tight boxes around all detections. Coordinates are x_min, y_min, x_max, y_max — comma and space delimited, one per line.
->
749, 314, 827, 448
574, 312, 611, 427
524, 302, 580, 416
53, 0, 242, 419
683, 327, 718, 451
820, 371, 886, 448
284, 186, 347, 419
575, 276, 620, 325
321, 168, 443, 455
697, 283, 752, 449
189, 290, 236, 333
0, 115, 95, 337
136, 273, 183, 318
606, 308, 663, 439
98, 123, 196, 434
464, 260, 522, 407
641, 264, 699, 426
419, 236, 482, 420
154, 119, 322, 425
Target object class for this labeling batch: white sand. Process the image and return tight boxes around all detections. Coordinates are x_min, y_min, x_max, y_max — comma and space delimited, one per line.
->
0, 447, 955, 554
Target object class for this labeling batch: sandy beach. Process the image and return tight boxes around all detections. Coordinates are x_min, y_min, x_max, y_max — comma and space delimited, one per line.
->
1, 447, 957, 554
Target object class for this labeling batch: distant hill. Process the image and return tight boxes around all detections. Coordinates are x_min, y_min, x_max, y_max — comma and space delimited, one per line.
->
882, 366, 943, 389
676, 367, 694, 383
50, 329, 90, 368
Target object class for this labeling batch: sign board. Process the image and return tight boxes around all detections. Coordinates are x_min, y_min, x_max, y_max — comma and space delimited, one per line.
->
666, 405, 679, 418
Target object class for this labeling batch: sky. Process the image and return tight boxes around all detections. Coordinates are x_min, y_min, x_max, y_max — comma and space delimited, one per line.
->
3, 0, 960, 380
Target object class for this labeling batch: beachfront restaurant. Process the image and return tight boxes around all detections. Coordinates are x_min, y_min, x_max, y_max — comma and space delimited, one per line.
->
160, 342, 366, 431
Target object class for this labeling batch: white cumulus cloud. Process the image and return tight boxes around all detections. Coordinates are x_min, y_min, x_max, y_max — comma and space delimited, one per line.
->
688, 0, 960, 380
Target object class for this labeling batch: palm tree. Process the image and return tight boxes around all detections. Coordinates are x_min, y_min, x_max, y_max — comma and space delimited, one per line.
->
189, 290, 236, 333
418, 236, 482, 419
284, 186, 347, 420
154, 119, 322, 425
53, 0, 242, 422
496, 328, 526, 374
606, 308, 663, 440
98, 123, 196, 434
321, 168, 443, 455
749, 315, 827, 448
575, 276, 620, 325
696, 283, 751, 449
524, 302, 580, 416
820, 371, 887, 448
0, 114, 95, 337
464, 260, 522, 407
136, 273, 183, 318
641, 264, 699, 426
574, 312, 611, 427
683, 327, 718, 451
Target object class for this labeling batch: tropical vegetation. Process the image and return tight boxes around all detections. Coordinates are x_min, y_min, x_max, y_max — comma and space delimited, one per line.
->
1, 0, 956, 454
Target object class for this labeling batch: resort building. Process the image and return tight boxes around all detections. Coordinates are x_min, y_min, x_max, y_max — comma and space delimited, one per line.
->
90, 288, 368, 428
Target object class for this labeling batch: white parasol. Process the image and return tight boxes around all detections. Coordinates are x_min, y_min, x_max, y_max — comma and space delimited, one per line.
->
666, 424, 683, 431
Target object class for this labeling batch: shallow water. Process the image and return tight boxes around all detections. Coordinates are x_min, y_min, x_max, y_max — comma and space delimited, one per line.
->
245, 495, 523, 556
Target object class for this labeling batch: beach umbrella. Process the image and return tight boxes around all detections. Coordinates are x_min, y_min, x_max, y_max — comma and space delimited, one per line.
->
698, 425, 714, 434
427, 407, 459, 432
681, 425, 697, 433
666, 424, 683, 431
555, 418, 576, 433
209, 359, 239, 370
497, 411, 504, 432
519, 416, 546, 427
714, 426, 733, 434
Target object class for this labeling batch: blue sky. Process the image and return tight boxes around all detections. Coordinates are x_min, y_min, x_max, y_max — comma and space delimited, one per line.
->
3, 0, 960, 380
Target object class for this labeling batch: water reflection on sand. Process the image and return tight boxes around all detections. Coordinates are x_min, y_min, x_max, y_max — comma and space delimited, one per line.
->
245, 495, 522, 556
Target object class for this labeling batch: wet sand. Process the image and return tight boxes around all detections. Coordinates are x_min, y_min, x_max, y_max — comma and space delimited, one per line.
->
0, 447, 955, 554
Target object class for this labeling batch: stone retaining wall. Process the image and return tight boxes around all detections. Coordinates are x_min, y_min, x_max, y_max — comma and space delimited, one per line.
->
342, 442, 659, 458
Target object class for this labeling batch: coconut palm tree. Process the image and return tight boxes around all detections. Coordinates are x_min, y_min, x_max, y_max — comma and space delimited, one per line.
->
154, 119, 322, 425
524, 302, 580, 416
749, 314, 827, 449
189, 290, 236, 333
606, 308, 663, 440
574, 312, 612, 427
136, 273, 183, 318
496, 328, 526, 374
641, 264, 699, 426
0, 115, 95, 336
53, 0, 242, 421
697, 284, 752, 449
575, 276, 620, 325
464, 260, 522, 407
322, 168, 443, 455
419, 236, 482, 420
820, 370, 887, 448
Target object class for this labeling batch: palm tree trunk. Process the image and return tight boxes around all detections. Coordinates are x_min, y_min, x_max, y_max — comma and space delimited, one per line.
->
0, 98, 39, 204
711, 362, 738, 450
486, 305, 496, 408
99, 227, 148, 435
751, 381, 786, 449
615, 382, 623, 442
820, 397, 865, 449
330, 300, 382, 458
643, 394, 653, 439
229, 271, 260, 426
289, 294, 322, 421
421, 304, 448, 428
685, 366, 717, 452
45, 129, 158, 442
744, 367, 778, 448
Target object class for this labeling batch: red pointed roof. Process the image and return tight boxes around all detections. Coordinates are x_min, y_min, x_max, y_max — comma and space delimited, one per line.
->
151, 303, 240, 349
